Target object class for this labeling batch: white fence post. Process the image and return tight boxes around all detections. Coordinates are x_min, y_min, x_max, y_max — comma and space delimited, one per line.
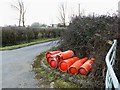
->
105, 40, 120, 90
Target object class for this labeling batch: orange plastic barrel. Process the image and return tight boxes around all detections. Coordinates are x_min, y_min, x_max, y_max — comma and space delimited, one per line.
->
79, 58, 95, 75
49, 54, 61, 68
57, 50, 74, 60
46, 51, 62, 59
46, 52, 62, 64
47, 55, 57, 64
59, 57, 80, 72
50, 57, 59, 68
68, 57, 88, 74
50, 58, 58, 68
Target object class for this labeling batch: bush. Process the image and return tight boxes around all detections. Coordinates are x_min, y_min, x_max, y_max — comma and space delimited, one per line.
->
2, 27, 65, 46
59, 15, 119, 87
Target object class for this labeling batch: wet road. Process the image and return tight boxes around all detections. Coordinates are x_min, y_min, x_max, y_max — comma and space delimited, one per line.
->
1, 41, 58, 88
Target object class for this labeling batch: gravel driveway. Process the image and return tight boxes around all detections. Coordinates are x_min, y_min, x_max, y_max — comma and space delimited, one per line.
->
1, 40, 58, 88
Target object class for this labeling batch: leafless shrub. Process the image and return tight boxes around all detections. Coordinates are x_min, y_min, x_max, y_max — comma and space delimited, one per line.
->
59, 15, 119, 87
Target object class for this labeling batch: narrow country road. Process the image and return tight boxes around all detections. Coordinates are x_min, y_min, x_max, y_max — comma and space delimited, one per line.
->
1, 41, 58, 88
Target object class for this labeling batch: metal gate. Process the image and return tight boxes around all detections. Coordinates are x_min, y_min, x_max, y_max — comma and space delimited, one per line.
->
105, 40, 120, 90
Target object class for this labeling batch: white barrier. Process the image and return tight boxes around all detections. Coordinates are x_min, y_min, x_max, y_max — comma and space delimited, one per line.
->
105, 40, 120, 90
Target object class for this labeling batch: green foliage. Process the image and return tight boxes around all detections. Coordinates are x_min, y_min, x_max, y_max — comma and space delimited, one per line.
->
54, 79, 80, 88
0, 38, 58, 50
2, 27, 65, 47
32, 52, 45, 69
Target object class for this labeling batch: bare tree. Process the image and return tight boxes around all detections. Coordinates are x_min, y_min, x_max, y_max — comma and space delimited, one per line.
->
11, 0, 26, 27
21, 1, 26, 27
58, 3, 67, 27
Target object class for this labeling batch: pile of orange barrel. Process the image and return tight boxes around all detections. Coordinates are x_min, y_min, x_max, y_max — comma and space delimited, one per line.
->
45, 50, 95, 75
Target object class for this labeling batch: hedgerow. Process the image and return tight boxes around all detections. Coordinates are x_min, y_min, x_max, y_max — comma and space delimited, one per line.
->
2, 27, 65, 46
59, 15, 119, 87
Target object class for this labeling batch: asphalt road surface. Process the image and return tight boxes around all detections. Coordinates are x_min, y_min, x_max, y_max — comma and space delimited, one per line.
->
1, 41, 58, 88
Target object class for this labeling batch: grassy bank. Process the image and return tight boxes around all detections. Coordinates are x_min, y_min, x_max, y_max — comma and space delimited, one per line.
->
32, 47, 96, 88
0, 38, 58, 51
32, 50, 80, 88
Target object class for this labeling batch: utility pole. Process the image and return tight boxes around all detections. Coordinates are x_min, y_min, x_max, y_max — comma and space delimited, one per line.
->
78, 3, 80, 16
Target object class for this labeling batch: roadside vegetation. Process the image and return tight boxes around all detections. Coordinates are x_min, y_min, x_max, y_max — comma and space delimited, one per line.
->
33, 47, 95, 88
1, 27, 65, 50
33, 14, 120, 88
58, 15, 120, 87
0, 38, 58, 50
32, 48, 81, 88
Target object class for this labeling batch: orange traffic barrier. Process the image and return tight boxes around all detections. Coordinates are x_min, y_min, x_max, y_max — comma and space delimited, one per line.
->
49, 50, 74, 68
47, 55, 58, 64
46, 51, 62, 59
68, 57, 88, 74
46, 52, 62, 64
56, 50, 74, 60
79, 58, 95, 75
49, 53, 62, 68
49, 57, 60, 68
59, 57, 80, 72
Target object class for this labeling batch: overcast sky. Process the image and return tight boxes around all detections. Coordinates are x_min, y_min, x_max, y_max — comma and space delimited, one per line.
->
0, 0, 119, 26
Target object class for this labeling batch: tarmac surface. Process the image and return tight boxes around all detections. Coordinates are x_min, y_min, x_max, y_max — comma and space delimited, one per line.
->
1, 41, 58, 88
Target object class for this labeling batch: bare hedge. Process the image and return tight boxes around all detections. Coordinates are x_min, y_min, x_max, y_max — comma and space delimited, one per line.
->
2, 27, 65, 46
59, 15, 119, 87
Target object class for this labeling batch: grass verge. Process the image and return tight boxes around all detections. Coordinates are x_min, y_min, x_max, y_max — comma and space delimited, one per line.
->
32, 47, 95, 88
32, 51, 80, 88
0, 38, 58, 51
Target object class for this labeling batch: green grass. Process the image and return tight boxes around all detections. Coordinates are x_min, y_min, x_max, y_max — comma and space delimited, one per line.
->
54, 79, 79, 88
0, 38, 58, 51
32, 46, 96, 88
32, 49, 80, 88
